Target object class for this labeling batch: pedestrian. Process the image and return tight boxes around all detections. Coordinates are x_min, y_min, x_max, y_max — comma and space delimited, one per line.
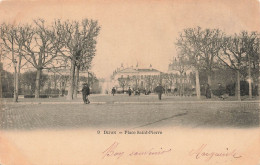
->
144, 89, 147, 95
136, 88, 140, 95
205, 84, 211, 99
128, 87, 132, 96
82, 83, 90, 104
218, 83, 224, 97
112, 87, 116, 96
154, 84, 164, 100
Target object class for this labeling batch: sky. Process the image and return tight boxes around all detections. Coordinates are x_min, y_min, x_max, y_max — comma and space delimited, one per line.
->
0, 0, 260, 79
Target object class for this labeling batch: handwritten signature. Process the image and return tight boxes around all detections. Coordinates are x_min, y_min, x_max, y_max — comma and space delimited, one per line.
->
189, 144, 242, 161
102, 141, 172, 159
102, 142, 242, 161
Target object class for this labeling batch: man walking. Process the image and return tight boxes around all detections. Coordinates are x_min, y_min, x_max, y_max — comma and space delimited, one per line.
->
112, 87, 116, 96
154, 84, 164, 100
82, 83, 90, 104
128, 87, 132, 96
205, 83, 211, 99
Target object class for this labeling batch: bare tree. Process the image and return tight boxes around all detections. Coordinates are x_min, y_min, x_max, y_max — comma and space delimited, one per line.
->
176, 27, 224, 98
21, 70, 48, 94
251, 36, 260, 97
218, 32, 249, 100
144, 75, 153, 91
54, 19, 100, 100
59, 74, 70, 96
169, 56, 190, 96
150, 75, 161, 91
74, 45, 96, 98
0, 24, 17, 101
0, 48, 2, 98
12, 19, 64, 98
176, 28, 204, 99
196, 28, 223, 86
242, 32, 260, 99
0, 23, 30, 101
130, 75, 140, 89
118, 77, 130, 92
161, 73, 175, 93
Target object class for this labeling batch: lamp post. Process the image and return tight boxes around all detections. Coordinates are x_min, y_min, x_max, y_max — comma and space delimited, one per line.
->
13, 59, 18, 102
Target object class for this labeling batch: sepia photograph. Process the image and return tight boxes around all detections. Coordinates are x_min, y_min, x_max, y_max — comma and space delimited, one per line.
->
0, 0, 259, 164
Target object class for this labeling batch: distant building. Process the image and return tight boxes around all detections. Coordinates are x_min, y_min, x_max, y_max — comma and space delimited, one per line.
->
167, 57, 194, 93
42, 68, 89, 95
111, 63, 162, 91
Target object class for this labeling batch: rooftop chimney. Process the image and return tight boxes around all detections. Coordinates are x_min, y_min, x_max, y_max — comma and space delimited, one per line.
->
149, 64, 152, 70
120, 63, 124, 70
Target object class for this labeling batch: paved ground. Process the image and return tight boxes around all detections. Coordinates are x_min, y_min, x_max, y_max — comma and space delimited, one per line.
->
0, 94, 259, 165
0, 95, 259, 130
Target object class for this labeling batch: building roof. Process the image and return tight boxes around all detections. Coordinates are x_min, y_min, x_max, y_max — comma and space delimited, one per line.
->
119, 68, 139, 73
137, 68, 161, 72
115, 67, 161, 74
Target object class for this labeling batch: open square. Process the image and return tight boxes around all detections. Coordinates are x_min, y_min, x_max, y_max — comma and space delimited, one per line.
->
1, 95, 259, 130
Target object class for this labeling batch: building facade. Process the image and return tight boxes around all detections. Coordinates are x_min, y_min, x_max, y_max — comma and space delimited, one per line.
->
111, 64, 162, 91
42, 68, 89, 96
167, 57, 194, 94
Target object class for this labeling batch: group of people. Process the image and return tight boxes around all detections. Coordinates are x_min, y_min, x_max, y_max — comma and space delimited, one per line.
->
82, 82, 230, 104
111, 84, 165, 100
81, 83, 164, 104
111, 87, 135, 96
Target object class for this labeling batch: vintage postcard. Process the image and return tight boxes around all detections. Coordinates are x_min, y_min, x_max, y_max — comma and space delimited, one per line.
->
0, 0, 259, 164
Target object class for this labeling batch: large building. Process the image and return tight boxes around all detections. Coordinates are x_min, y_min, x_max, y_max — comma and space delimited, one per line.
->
167, 57, 194, 94
111, 64, 162, 91
42, 68, 89, 95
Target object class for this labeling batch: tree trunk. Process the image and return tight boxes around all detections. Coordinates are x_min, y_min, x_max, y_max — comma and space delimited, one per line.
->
67, 60, 76, 100
15, 55, 22, 102
13, 65, 18, 102
35, 69, 41, 98
248, 60, 252, 99
59, 81, 62, 96
195, 69, 201, 99
258, 62, 260, 97
73, 65, 79, 99
11, 38, 18, 102
183, 78, 185, 96
180, 74, 183, 96
207, 74, 212, 86
15, 68, 19, 101
0, 62, 2, 98
54, 73, 57, 91
236, 70, 241, 101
